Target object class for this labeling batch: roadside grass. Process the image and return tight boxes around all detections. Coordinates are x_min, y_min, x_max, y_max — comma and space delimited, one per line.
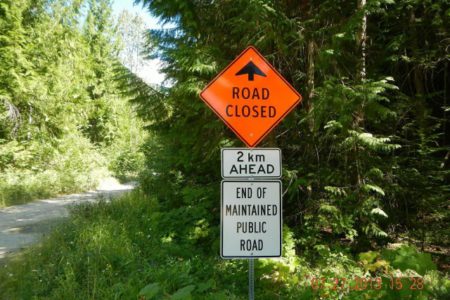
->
0, 130, 144, 207
0, 135, 108, 208
0, 168, 107, 208
0, 190, 448, 299
0, 190, 249, 299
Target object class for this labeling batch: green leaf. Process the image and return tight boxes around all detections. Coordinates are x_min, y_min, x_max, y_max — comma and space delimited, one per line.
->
319, 203, 339, 215
324, 120, 343, 131
364, 184, 385, 196
325, 186, 347, 196
359, 251, 379, 264
371, 207, 388, 218
196, 279, 214, 293
138, 283, 160, 299
382, 245, 437, 275
170, 285, 195, 300
207, 291, 229, 300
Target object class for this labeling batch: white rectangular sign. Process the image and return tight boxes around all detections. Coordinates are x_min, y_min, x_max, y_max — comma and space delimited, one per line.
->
221, 180, 282, 258
221, 148, 281, 178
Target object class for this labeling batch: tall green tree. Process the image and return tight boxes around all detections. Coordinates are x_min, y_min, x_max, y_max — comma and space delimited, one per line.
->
0, 0, 148, 204
135, 0, 449, 256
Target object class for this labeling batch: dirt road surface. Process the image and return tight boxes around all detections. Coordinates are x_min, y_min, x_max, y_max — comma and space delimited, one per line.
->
0, 178, 134, 261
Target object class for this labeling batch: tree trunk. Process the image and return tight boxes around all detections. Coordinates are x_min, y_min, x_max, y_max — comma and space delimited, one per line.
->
354, 0, 367, 130
353, 0, 368, 186
27, 103, 33, 140
306, 39, 315, 132
357, 0, 367, 82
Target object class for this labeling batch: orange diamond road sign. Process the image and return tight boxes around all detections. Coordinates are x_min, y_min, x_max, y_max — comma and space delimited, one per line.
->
200, 46, 302, 148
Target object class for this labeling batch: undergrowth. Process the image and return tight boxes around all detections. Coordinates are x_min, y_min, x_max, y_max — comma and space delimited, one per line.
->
0, 129, 145, 207
0, 135, 108, 207
0, 191, 447, 299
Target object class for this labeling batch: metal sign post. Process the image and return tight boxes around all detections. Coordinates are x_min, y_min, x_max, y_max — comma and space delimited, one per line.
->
249, 258, 255, 300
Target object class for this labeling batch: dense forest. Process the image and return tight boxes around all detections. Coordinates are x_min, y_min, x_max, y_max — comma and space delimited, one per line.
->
0, 0, 145, 207
1, 0, 449, 299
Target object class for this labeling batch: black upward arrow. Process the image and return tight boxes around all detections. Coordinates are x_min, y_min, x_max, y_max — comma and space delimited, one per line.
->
235, 61, 266, 81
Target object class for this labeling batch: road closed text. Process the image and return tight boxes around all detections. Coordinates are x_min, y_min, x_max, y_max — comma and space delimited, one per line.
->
225, 87, 277, 118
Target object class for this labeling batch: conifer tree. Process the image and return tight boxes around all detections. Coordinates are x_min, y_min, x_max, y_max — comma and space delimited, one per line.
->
135, 0, 449, 254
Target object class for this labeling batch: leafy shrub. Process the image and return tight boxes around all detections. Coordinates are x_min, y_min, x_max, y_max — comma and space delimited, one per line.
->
109, 149, 145, 182
0, 134, 107, 207
381, 245, 437, 275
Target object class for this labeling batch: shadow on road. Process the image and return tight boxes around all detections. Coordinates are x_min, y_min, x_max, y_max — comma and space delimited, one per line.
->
0, 180, 135, 262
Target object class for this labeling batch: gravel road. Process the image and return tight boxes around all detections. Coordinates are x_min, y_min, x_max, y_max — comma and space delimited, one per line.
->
0, 178, 135, 260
